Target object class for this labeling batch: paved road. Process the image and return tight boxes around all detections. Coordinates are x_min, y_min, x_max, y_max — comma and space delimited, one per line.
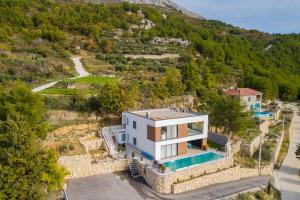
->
66, 172, 268, 200
32, 81, 59, 93
32, 57, 89, 93
277, 105, 300, 200
71, 57, 89, 77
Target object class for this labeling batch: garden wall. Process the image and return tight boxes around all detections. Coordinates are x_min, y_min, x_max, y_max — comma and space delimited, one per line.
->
58, 154, 128, 179
240, 133, 264, 156
135, 156, 234, 194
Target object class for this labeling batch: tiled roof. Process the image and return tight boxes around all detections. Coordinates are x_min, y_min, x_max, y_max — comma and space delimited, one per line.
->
224, 88, 262, 96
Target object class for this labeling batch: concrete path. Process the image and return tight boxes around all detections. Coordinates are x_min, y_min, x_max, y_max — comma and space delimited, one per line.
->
71, 57, 89, 77
31, 81, 59, 93
277, 105, 300, 200
66, 173, 269, 200
32, 57, 89, 93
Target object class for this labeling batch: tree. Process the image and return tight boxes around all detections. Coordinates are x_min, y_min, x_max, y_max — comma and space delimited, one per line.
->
0, 81, 66, 199
209, 95, 255, 136
182, 61, 201, 93
165, 67, 184, 96
202, 66, 216, 90
153, 76, 169, 100
95, 84, 137, 116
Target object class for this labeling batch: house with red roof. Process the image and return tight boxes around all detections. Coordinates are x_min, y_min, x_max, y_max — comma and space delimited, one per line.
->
224, 88, 262, 111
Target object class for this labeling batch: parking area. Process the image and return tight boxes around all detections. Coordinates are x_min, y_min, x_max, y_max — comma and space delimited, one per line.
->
66, 172, 160, 200
66, 172, 269, 200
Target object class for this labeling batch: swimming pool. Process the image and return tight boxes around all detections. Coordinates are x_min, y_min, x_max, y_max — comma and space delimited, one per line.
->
163, 152, 224, 171
255, 111, 273, 117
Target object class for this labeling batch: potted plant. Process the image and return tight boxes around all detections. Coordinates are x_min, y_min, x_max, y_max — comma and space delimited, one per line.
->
159, 164, 166, 173
203, 144, 208, 151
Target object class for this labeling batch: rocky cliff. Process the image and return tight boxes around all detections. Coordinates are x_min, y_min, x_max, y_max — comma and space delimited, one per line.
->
63, 0, 202, 19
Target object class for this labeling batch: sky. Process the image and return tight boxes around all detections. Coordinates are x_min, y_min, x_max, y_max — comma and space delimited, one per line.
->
172, 0, 300, 34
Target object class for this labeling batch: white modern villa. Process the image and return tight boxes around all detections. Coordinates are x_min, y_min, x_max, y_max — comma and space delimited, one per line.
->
224, 88, 263, 111
113, 108, 208, 161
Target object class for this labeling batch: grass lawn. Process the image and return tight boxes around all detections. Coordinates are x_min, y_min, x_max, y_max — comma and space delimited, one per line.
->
70, 76, 119, 85
40, 88, 99, 95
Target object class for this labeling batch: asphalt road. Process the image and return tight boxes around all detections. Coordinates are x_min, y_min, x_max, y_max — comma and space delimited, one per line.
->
66, 172, 269, 200
277, 105, 300, 200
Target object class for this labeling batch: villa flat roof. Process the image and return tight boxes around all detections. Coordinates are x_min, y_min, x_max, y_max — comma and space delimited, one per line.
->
126, 108, 205, 121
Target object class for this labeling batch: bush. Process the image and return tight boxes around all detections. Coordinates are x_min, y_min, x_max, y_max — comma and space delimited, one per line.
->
58, 144, 74, 154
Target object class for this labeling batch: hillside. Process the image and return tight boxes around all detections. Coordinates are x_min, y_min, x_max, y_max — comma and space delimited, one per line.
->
59, 0, 202, 18
0, 0, 300, 102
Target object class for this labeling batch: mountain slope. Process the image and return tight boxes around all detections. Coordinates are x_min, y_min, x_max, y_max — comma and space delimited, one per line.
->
60, 0, 202, 18
0, 0, 300, 101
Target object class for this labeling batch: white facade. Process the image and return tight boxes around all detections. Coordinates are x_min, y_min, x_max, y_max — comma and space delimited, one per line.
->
121, 108, 208, 161
240, 95, 262, 111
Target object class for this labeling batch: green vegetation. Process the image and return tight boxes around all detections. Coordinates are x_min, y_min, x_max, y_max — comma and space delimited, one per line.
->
0, 81, 66, 199
40, 88, 99, 95
69, 76, 119, 85
208, 95, 258, 140
236, 185, 281, 200
0, 0, 300, 102
92, 84, 138, 117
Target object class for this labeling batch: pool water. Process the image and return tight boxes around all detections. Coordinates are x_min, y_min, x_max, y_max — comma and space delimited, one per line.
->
255, 111, 273, 117
163, 152, 224, 171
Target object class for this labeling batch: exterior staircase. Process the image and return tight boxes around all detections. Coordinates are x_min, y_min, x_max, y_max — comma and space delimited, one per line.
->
129, 159, 141, 178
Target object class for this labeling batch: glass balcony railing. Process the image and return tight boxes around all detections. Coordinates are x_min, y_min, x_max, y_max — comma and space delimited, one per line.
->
188, 128, 203, 136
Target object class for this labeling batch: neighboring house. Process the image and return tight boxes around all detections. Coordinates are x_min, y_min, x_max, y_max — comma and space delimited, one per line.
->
117, 108, 208, 161
224, 88, 262, 111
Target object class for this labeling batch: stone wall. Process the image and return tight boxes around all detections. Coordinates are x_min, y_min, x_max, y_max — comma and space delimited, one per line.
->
172, 166, 240, 193
172, 164, 273, 194
241, 133, 264, 156
58, 154, 128, 179
135, 154, 274, 194
231, 140, 242, 155
79, 136, 105, 151
135, 156, 234, 194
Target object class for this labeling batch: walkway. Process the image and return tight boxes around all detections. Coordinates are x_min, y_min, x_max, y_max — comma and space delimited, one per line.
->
71, 57, 89, 77
277, 105, 300, 200
101, 127, 118, 157
66, 172, 269, 200
32, 57, 89, 92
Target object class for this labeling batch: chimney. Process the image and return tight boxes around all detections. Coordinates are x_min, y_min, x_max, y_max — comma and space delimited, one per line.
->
146, 112, 150, 118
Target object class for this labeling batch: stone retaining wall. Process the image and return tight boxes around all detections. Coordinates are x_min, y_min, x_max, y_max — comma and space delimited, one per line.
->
79, 136, 105, 151
172, 164, 272, 194
172, 166, 240, 193
241, 133, 264, 156
58, 154, 128, 179
136, 156, 234, 194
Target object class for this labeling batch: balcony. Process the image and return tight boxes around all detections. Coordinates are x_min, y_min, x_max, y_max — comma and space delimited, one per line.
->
188, 128, 203, 136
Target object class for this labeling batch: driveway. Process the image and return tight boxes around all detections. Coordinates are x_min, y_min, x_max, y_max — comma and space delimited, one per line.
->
277, 106, 300, 200
66, 172, 269, 200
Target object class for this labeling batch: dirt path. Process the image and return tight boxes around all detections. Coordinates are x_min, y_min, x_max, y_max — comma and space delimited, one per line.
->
32, 57, 89, 93
124, 53, 180, 59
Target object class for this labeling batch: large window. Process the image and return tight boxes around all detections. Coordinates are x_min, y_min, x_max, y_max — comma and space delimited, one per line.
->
120, 131, 126, 142
188, 122, 203, 135
160, 125, 177, 141
161, 144, 177, 159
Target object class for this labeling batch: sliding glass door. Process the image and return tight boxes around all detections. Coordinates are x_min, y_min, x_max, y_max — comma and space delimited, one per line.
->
161, 143, 178, 159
